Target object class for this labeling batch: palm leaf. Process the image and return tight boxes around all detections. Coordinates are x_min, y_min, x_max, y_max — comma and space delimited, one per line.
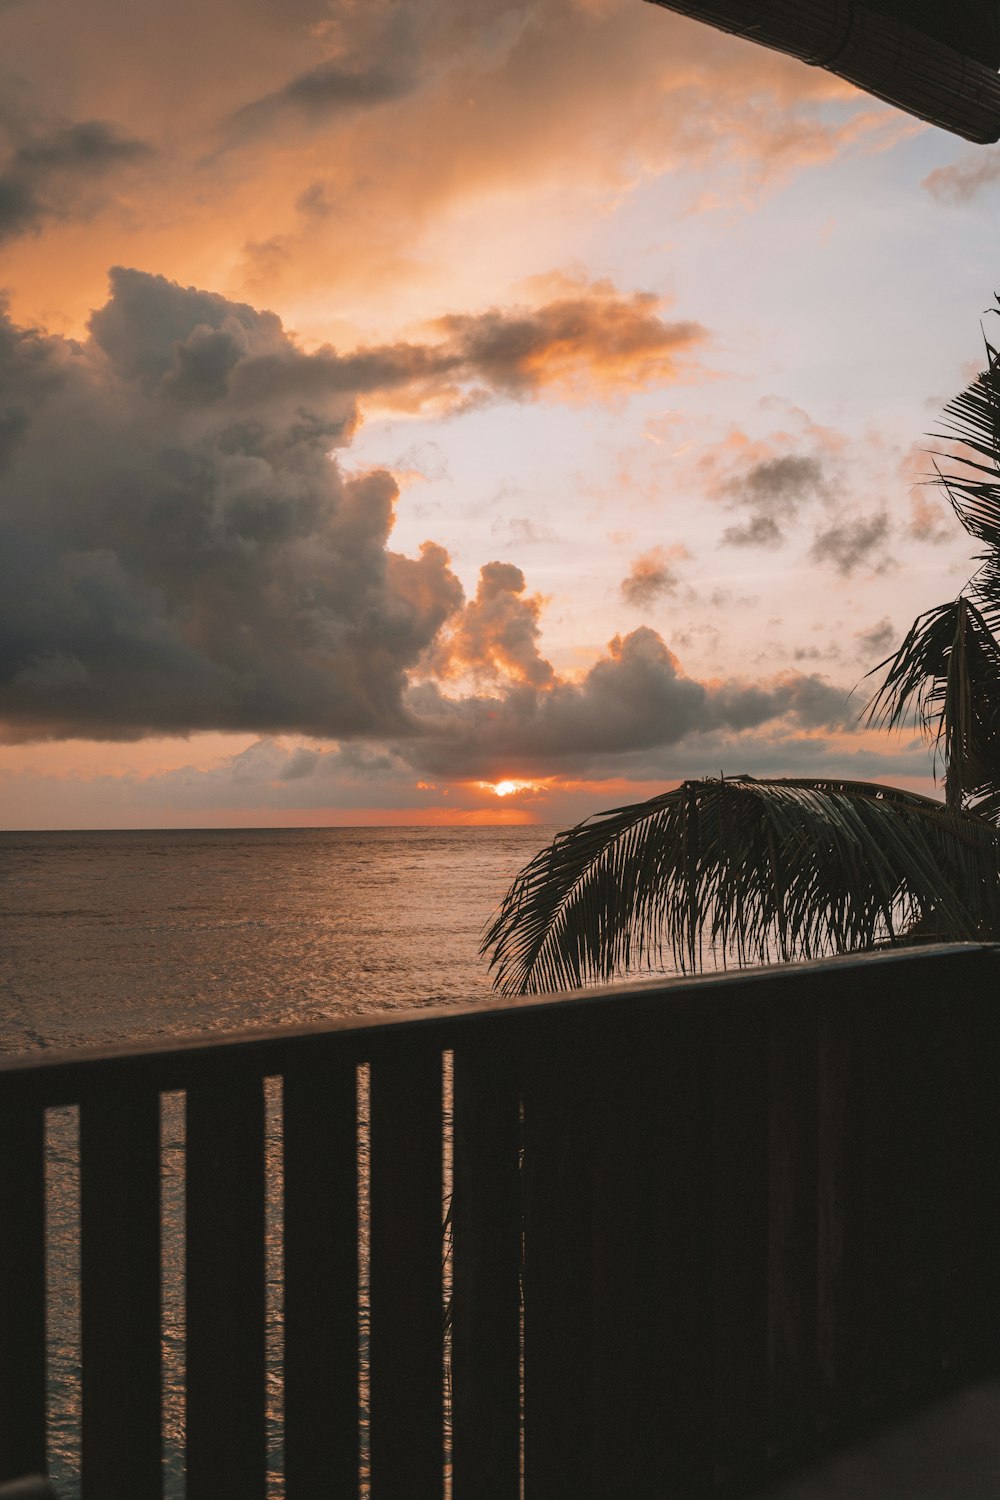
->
481, 776, 1000, 995
969, 548, 1000, 637
930, 328, 1000, 548
864, 596, 1000, 808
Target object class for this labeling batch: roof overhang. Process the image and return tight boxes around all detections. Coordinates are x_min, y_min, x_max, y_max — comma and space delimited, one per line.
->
646, 0, 1000, 143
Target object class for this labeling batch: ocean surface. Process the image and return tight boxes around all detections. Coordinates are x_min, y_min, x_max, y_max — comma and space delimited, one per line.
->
0, 825, 558, 1053
0, 824, 572, 1497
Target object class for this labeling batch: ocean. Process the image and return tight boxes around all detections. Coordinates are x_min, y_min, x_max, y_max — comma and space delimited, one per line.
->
0, 824, 564, 1496
0, 825, 556, 1053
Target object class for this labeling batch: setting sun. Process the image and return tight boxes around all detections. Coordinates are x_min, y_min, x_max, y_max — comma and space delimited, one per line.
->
487, 779, 530, 797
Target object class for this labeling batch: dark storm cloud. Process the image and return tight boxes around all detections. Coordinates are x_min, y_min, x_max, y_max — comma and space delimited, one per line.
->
707, 674, 849, 732
121, 276, 705, 414
0, 267, 837, 767
718, 453, 828, 549
809, 514, 890, 576
0, 267, 703, 743
403, 624, 851, 780
0, 120, 152, 241
0, 269, 464, 741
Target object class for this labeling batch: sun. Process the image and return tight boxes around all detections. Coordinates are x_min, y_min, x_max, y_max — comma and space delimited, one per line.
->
481, 778, 537, 797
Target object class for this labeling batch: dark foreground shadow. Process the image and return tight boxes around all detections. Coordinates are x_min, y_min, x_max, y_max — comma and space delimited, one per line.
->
757, 1380, 1000, 1499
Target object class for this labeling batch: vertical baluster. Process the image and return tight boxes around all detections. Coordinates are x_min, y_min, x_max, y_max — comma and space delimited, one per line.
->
846, 962, 937, 1413
80, 1084, 162, 1499
767, 982, 820, 1456
815, 974, 863, 1433
369, 1045, 443, 1500
967, 957, 1000, 1367
185, 1071, 266, 1500
875, 968, 944, 1400
939, 952, 1000, 1378
521, 1021, 594, 1498
451, 1038, 521, 1500
0, 1095, 46, 1481
588, 1005, 714, 1499
283, 1056, 360, 1497
712, 993, 769, 1485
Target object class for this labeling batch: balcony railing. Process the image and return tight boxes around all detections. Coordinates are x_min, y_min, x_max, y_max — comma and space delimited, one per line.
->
0, 943, 998, 1498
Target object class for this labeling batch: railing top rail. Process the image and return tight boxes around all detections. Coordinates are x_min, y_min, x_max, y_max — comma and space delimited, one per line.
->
1, 943, 996, 1104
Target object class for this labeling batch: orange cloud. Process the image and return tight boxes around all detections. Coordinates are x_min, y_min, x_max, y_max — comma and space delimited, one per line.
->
620, 544, 690, 608
226, 273, 709, 419
428, 562, 554, 687
431, 281, 707, 400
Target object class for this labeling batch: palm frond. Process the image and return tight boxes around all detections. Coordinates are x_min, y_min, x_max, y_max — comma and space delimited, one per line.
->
969, 549, 1000, 636
864, 601, 964, 739
931, 333, 1000, 548
864, 596, 1000, 807
481, 776, 1000, 995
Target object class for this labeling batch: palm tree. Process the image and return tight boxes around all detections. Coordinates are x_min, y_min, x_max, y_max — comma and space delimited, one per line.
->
482, 316, 1000, 995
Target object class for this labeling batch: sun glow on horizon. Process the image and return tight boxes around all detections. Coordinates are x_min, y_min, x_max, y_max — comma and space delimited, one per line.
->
484, 778, 536, 797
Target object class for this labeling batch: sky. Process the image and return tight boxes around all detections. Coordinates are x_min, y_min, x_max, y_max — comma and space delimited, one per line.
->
1, 0, 999, 830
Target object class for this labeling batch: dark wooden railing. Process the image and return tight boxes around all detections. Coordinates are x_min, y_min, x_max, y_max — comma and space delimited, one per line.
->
1, 943, 999, 1498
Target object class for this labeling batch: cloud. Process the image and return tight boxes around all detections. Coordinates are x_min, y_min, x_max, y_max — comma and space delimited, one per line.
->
692, 406, 848, 555
689, 410, 911, 573
432, 282, 707, 399
620, 545, 687, 608
224, 60, 416, 143
492, 517, 559, 547
404, 625, 853, 780
623, 729, 932, 788
855, 617, 895, 659
129, 273, 705, 418
219, 3, 424, 144
427, 561, 553, 687
0, 0, 907, 336
0, 270, 466, 741
0, 267, 706, 745
726, 451, 827, 504
721, 511, 784, 548
0, 734, 436, 826
0, 268, 865, 793
717, 452, 830, 548
0, 120, 152, 242
809, 514, 890, 575
923, 148, 1000, 204
1, 715, 930, 831
905, 489, 953, 544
